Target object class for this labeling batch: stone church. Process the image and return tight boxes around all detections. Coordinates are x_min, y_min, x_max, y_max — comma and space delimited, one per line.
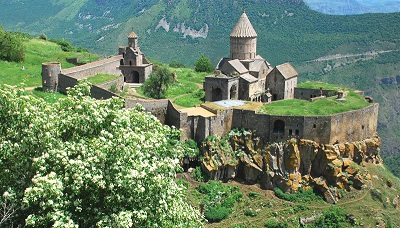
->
204, 12, 298, 102
118, 31, 153, 83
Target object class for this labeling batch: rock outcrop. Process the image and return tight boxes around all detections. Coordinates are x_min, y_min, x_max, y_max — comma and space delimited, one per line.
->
200, 130, 381, 203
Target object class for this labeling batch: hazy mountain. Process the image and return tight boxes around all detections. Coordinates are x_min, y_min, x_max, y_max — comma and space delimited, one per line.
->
303, 0, 400, 15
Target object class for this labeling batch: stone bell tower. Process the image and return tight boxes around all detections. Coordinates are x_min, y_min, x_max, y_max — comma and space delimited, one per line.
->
230, 11, 258, 60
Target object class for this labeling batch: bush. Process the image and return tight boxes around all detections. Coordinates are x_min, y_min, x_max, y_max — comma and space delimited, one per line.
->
0, 28, 25, 62
197, 181, 242, 222
248, 191, 261, 199
264, 219, 288, 228
194, 54, 214, 73
50, 38, 75, 52
204, 206, 231, 222
310, 207, 346, 228
274, 187, 322, 203
244, 208, 258, 217
192, 166, 209, 182
169, 60, 186, 68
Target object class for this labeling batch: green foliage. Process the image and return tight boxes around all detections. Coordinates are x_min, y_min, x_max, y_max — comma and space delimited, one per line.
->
384, 155, 400, 177
265, 218, 288, 228
0, 27, 25, 62
194, 54, 214, 73
247, 191, 261, 199
142, 65, 173, 99
274, 188, 323, 203
307, 207, 347, 228
197, 181, 242, 222
182, 139, 200, 157
49, 39, 75, 52
192, 166, 209, 182
169, 60, 186, 68
0, 82, 204, 227
204, 206, 231, 222
244, 208, 258, 217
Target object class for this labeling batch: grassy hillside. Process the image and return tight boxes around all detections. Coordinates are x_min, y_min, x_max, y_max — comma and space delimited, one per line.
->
180, 163, 400, 227
0, 37, 100, 87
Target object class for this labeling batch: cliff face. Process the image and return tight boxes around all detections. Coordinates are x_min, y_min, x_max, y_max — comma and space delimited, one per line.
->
201, 130, 381, 203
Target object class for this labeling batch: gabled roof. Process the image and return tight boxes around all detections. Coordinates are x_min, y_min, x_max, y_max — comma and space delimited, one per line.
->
228, 59, 248, 74
128, 31, 138, 38
240, 73, 258, 83
230, 12, 257, 38
276, 63, 298, 79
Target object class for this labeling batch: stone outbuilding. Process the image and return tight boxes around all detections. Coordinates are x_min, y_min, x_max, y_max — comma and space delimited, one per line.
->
204, 11, 298, 103
118, 31, 153, 83
266, 63, 298, 101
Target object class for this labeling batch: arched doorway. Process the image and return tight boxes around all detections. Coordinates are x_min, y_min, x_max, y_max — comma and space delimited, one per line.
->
273, 120, 285, 134
230, 84, 237, 100
132, 71, 139, 83
212, 88, 223, 101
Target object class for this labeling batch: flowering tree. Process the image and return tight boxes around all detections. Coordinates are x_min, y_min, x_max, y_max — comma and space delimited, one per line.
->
0, 83, 203, 227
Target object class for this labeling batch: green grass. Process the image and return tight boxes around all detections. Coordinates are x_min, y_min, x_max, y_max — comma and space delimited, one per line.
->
0, 38, 101, 87
26, 88, 67, 103
136, 66, 207, 107
260, 91, 370, 116
296, 81, 346, 91
85, 74, 120, 85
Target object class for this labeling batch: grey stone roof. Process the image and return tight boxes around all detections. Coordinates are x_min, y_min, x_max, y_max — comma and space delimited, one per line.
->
128, 31, 138, 38
276, 63, 298, 79
240, 73, 258, 83
228, 59, 248, 74
230, 12, 257, 38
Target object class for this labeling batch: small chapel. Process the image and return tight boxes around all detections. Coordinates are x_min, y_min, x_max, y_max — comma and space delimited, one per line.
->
204, 11, 298, 102
118, 30, 153, 84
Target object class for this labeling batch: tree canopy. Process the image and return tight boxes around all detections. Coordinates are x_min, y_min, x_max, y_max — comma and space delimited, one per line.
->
0, 82, 204, 227
142, 65, 173, 99
194, 55, 214, 73
0, 27, 25, 62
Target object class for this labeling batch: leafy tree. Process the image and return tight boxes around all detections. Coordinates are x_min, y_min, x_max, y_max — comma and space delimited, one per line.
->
0, 27, 25, 62
194, 54, 214, 73
50, 38, 75, 52
0, 82, 204, 227
142, 65, 173, 99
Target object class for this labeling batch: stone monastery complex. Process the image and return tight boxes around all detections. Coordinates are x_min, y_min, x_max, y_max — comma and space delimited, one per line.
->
41, 11, 379, 147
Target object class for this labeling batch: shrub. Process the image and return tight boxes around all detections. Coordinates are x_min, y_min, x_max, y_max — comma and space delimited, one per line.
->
0, 28, 25, 62
244, 208, 258, 217
264, 219, 288, 228
194, 54, 214, 73
248, 191, 261, 199
311, 207, 346, 228
50, 39, 75, 52
192, 166, 209, 182
204, 206, 231, 222
169, 60, 186, 68
274, 187, 322, 203
39, 33, 48, 40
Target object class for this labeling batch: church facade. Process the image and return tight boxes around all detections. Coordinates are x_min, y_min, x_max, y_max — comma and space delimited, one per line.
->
118, 31, 153, 84
204, 12, 298, 102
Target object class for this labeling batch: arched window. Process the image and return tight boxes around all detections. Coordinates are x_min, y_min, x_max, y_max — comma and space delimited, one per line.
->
230, 84, 237, 99
273, 120, 285, 134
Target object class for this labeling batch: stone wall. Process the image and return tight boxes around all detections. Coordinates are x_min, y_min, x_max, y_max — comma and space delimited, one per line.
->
62, 56, 121, 79
294, 88, 337, 101
231, 104, 378, 145
90, 85, 120, 100
125, 98, 169, 124
58, 74, 78, 94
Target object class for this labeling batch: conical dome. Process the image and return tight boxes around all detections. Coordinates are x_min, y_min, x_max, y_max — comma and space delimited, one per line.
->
230, 12, 257, 38
128, 30, 138, 38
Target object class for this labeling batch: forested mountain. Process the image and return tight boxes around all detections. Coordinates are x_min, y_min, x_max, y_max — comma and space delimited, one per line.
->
0, 0, 399, 161
303, 0, 400, 15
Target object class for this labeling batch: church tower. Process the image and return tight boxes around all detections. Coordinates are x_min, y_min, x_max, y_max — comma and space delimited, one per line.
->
230, 11, 258, 60
128, 30, 138, 49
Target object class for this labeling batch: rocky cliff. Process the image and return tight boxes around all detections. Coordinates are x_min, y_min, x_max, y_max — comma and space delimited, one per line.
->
201, 129, 381, 203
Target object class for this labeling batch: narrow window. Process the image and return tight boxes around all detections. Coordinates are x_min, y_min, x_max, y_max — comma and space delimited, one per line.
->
313, 124, 316, 129
295, 130, 300, 136
289, 129, 293, 135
